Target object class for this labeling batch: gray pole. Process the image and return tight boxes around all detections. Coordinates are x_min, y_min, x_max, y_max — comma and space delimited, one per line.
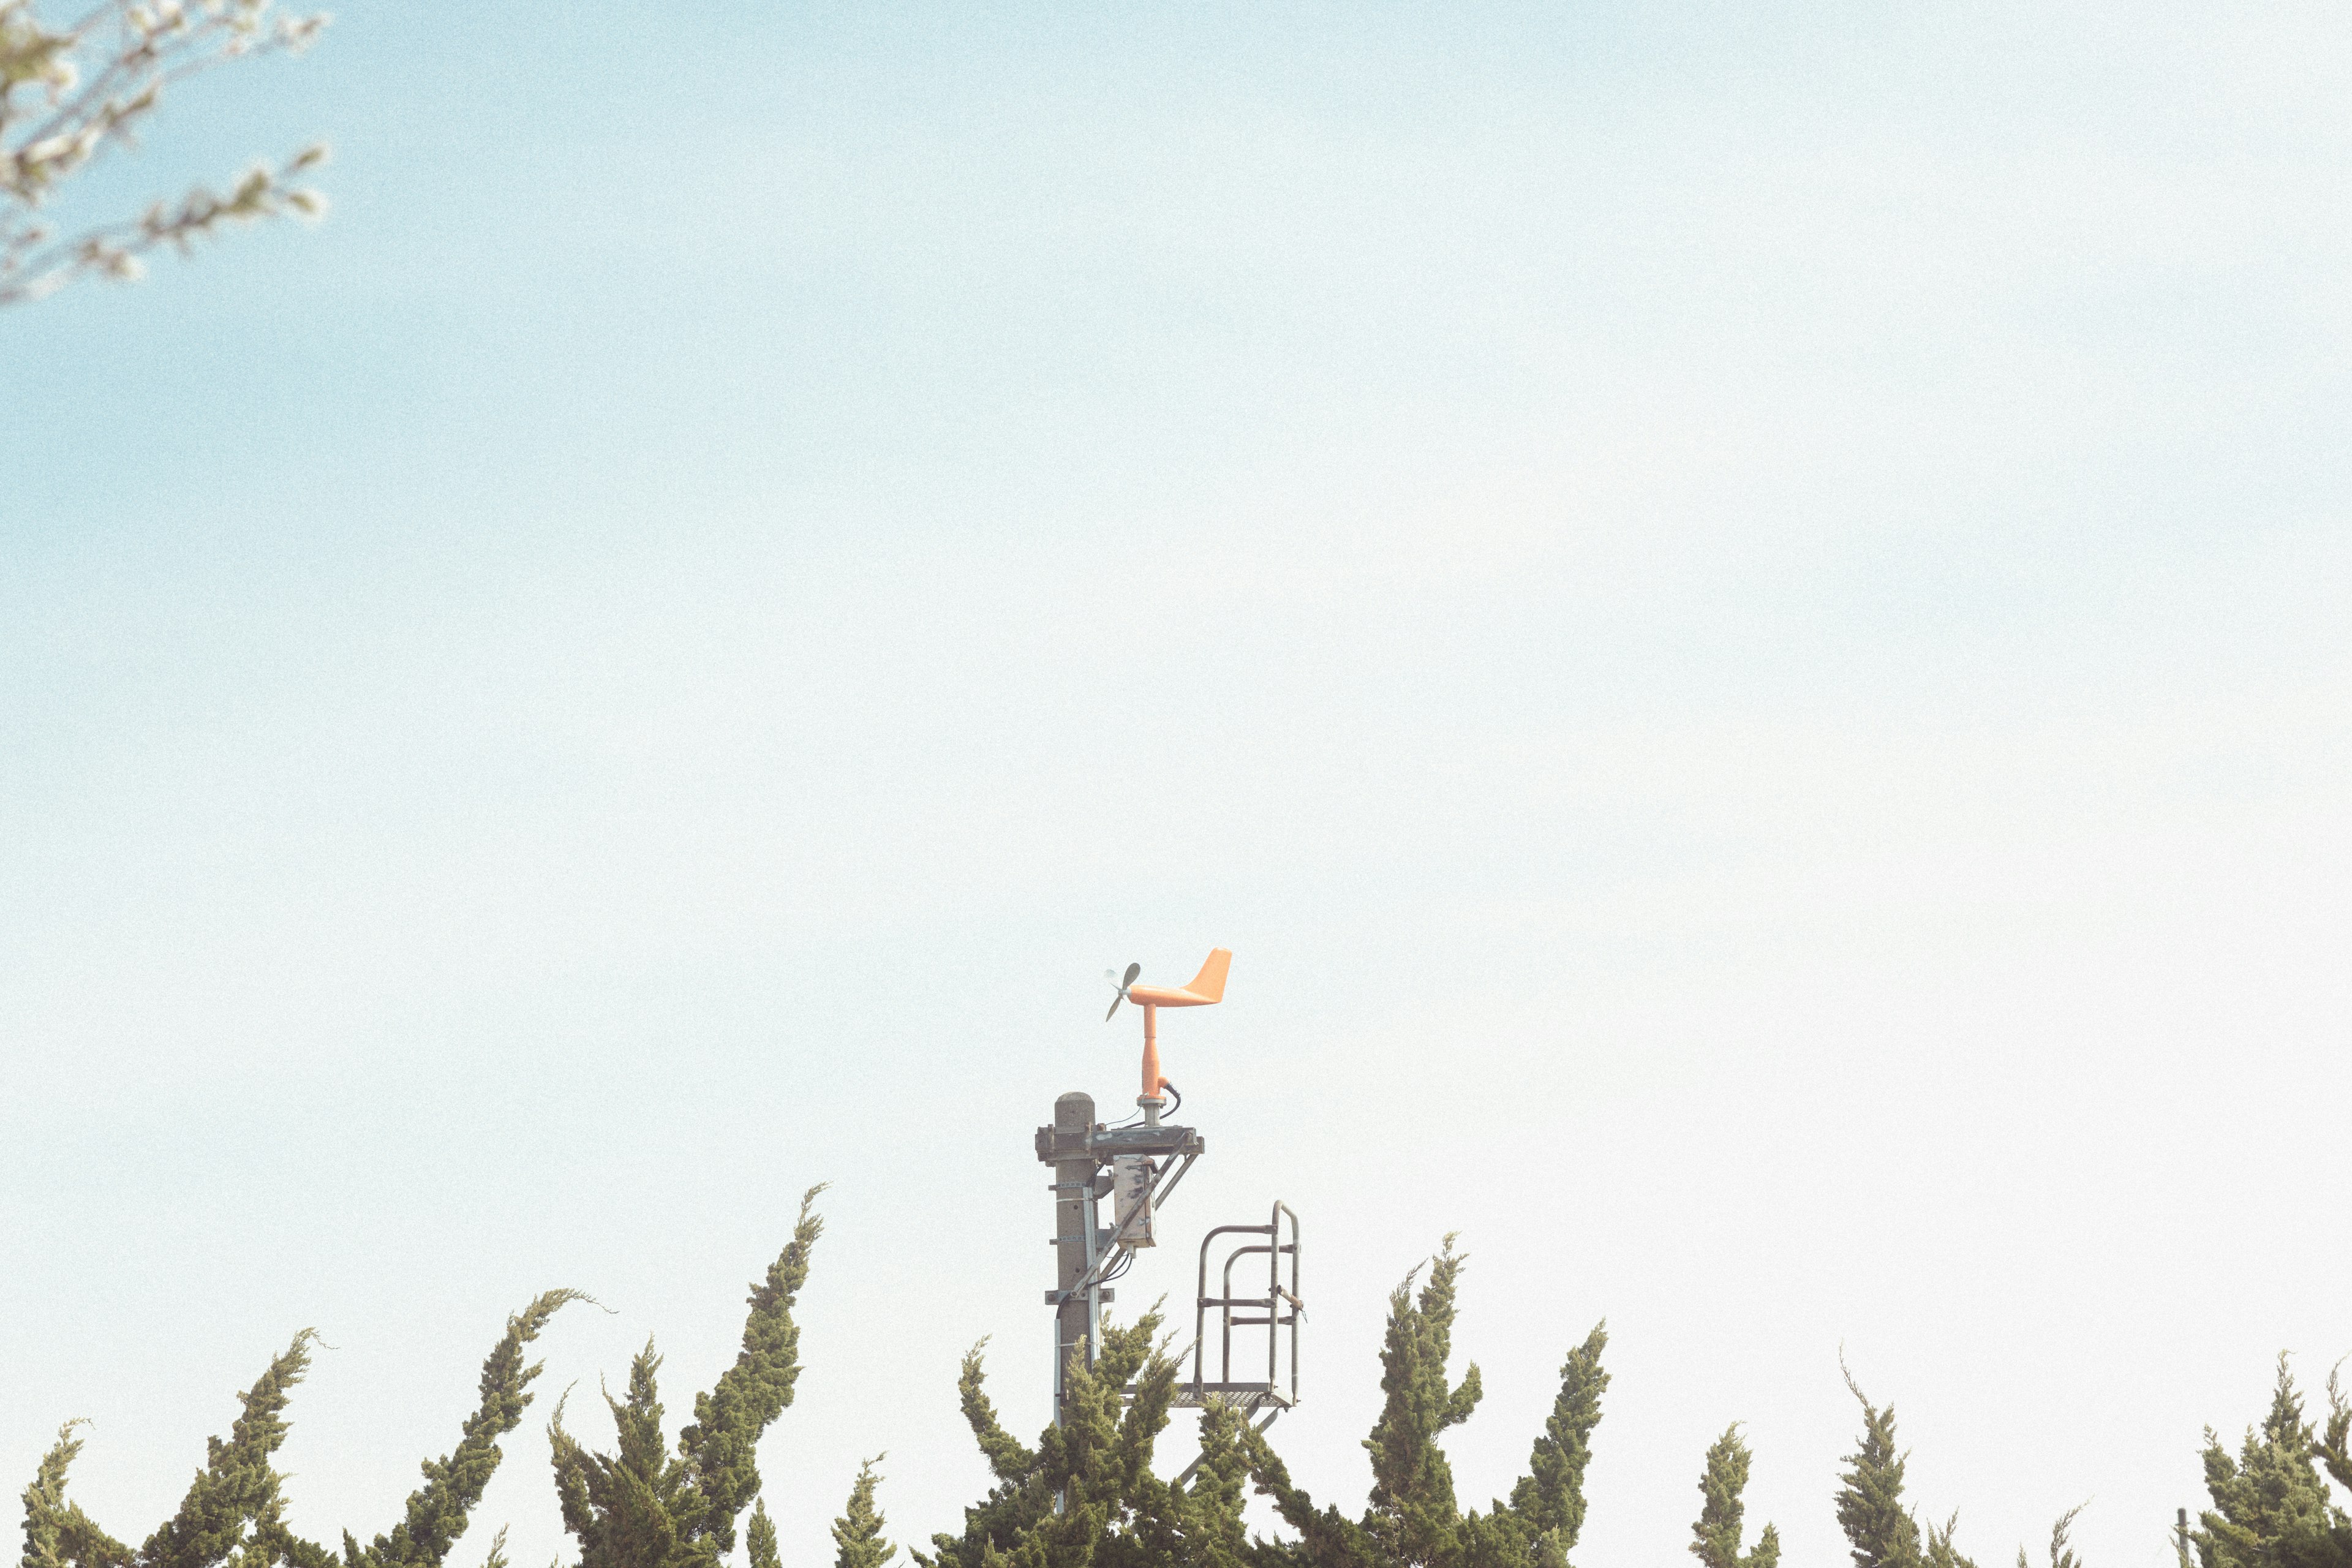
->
1051, 1090, 1095, 1427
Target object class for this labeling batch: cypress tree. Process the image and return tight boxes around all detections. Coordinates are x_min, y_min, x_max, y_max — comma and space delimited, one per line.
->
21, 1420, 127, 1568
2188, 1357, 2352, 1568
19, 1292, 583, 1568
282, 1292, 589, 1568
1509, 1323, 1609, 1568
1167, 1399, 1261, 1568
2324, 1369, 2352, 1518
736, 1461, 894, 1568
2014, 1506, 2083, 1568
914, 1304, 1270, 1568
548, 1186, 825, 1568
1836, 1368, 1923, 1568
746, 1503, 781, 1568
1923, 1515, 1980, 1568
1834, 1368, 2032, 1568
1235, 1238, 1610, 1568
1690, 1424, 1779, 1568
1362, 1239, 1484, 1568
831, 1458, 893, 1568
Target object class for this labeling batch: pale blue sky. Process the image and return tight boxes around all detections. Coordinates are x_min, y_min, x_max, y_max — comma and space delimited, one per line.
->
6, 6, 2350, 1568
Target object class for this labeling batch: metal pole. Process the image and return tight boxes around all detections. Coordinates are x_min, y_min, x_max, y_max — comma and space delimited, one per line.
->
1052, 1091, 1095, 1429
1267, 1203, 1280, 1395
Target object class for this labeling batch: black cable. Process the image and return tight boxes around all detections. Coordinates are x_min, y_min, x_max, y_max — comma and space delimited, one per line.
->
1108, 1082, 1180, 1129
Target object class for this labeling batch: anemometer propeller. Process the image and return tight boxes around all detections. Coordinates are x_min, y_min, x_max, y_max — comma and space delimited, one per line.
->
1104, 962, 1142, 1020
1104, 948, 1231, 1121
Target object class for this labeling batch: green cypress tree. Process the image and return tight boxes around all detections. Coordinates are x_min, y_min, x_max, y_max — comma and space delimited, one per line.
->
548, 1186, 825, 1568
2323, 1370, 2352, 1506
745, 1503, 781, 1568
283, 1292, 589, 1568
1690, 1424, 1778, 1568
1509, 1324, 1609, 1568
2014, 1506, 2083, 1568
907, 1341, 1045, 1568
20, 1292, 582, 1568
1924, 1515, 1982, 1568
1362, 1239, 1483, 1568
1833, 1368, 2015, 1568
20, 1421, 128, 1568
733, 1460, 895, 1568
1235, 1238, 1610, 1568
2188, 1357, 2352, 1568
1836, 1369, 1923, 1568
1931, 1520, 1978, 1568
832, 1457, 893, 1568
1164, 1399, 1260, 1568
914, 1307, 1213, 1568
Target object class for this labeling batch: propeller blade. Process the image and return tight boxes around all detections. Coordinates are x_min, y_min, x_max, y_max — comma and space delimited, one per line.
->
1102, 962, 1140, 1022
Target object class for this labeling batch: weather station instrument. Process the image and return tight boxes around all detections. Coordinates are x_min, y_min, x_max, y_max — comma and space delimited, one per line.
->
1033, 948, 1304, 1480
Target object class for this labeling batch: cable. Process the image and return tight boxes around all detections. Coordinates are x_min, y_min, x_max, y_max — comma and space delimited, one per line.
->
1107, 1082, 1180, 1129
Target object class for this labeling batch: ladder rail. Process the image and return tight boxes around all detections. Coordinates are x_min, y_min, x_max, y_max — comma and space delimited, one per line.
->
1188, 1200, 1302, 1410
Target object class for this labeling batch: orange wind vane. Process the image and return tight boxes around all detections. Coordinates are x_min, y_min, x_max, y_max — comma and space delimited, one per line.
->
1104, 947, 1231, 1123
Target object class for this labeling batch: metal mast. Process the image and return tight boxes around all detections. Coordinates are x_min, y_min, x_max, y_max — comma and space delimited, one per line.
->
1037, 1093, 1205, 1425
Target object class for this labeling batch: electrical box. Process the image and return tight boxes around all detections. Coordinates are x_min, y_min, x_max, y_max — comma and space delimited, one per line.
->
1111, 1154, 1155, 1247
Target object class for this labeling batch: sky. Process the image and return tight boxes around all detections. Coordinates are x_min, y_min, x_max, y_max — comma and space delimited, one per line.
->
5, 4, 2351, 1567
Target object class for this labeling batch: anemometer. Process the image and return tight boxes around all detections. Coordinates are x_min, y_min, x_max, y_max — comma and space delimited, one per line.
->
1103, 946, 1231, 1123
1035, 948, 1304, 1476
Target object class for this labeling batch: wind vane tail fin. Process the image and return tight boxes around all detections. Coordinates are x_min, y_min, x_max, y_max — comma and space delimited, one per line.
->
1185, 948, 1232, 1004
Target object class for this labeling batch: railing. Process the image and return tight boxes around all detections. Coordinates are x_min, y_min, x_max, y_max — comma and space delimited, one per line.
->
1185, 1199, 1301, 1410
